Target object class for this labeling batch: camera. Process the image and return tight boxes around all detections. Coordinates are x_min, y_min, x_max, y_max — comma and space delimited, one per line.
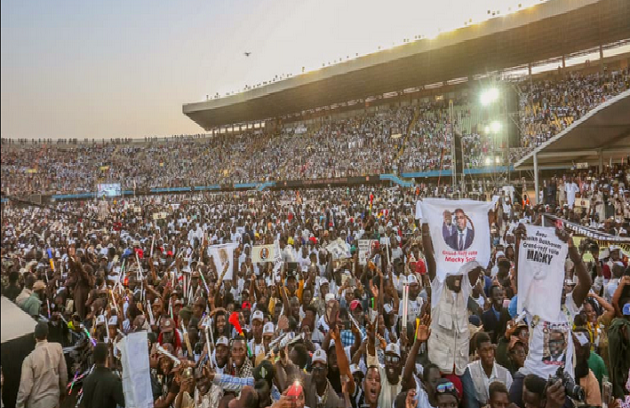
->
548, 367, 585, 402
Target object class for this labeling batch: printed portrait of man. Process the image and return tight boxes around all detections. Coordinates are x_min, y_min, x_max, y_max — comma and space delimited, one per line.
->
443, 208, 475, 251
543, 328, 567, 365
259, 247, 269, 260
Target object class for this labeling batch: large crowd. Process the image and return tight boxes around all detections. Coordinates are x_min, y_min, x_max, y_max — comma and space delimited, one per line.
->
1, 159, 630, 408
3, 67, 629, 198
517, 68, 630, 151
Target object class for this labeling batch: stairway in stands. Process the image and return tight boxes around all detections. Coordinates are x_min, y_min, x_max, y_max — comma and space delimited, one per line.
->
394, 108, 421, 162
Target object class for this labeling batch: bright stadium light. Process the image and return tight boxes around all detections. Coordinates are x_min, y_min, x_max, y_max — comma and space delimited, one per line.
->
484, 126, 490, 134
480, 88, 499, 106
490, 121, 502, 134
485, 157, 492, 166
496, 156, 502, 164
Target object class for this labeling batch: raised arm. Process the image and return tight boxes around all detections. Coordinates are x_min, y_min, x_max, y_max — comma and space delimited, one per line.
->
559, 229, 592, 307
611, 276, 630, 318
331, 324, 355, 396
402, 315, 431, 389
421, 223, 436, 281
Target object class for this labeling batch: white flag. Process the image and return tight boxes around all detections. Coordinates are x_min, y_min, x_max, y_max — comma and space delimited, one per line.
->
419, 198, 493, 279
119, 331, 153, 408
208, 243, 238, 280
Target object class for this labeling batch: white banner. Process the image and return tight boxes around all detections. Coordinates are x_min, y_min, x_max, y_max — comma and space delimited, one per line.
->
358, 239, 376, 265
326, 239, 351, 260
420, 199, 493, 279
517, 224, 568, 322
251, 244, 277, 263
119, 331, 153, 408
415, 200, 423, 220
208, 243, 238, 280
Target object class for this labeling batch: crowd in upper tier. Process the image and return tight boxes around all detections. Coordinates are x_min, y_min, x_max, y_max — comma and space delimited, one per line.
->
2, 67, 629, 197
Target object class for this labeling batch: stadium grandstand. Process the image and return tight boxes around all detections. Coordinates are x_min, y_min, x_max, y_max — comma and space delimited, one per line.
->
2, 0, 630, 203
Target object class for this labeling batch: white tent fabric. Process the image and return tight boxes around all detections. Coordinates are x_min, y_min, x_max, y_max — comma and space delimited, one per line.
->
1, 296, 36, 343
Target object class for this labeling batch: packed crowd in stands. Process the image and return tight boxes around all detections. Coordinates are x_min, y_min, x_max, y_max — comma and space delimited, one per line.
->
2, 161, 630, 408
3, 68, 630, 197
517, 68, 630, 150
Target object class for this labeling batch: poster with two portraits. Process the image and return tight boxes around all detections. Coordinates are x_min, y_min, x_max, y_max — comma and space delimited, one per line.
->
419, 198, 494, 280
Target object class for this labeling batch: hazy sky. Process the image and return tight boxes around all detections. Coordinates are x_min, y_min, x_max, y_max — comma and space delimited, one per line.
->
2, 0, 544, 139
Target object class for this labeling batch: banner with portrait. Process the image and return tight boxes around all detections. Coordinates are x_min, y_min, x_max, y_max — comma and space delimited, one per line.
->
251, 244, 277, 263
419, 198, 493, 279
208, 243, 238, 280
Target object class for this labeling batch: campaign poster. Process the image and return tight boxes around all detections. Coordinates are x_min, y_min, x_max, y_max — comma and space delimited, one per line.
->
419, 199, 493, 279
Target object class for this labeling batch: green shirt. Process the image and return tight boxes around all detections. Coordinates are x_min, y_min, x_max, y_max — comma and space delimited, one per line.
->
587, 351, 608, 389
21, 293, 42, 317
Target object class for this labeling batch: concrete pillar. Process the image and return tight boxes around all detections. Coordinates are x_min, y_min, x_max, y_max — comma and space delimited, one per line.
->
599, 150, 604, 173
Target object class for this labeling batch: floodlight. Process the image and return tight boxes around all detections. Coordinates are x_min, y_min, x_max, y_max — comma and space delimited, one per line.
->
495, 157, 502, 164
485, 157, 492, 165
480, 88, 499, 106
490, 121, 502, 133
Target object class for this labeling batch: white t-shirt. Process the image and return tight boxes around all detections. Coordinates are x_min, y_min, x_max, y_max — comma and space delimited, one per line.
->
399, 296, 425, 326
517, 225, 568, 322
523, 293, 579, 380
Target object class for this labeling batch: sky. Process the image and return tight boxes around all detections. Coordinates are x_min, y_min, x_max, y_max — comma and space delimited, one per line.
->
1, 0, 547, 139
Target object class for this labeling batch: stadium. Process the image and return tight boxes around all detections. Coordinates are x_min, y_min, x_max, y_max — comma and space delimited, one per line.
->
2, 1, 630, 408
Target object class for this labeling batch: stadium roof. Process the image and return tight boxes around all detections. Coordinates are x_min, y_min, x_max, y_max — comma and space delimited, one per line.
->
514, 89, 630, 170
183, 0, 630, 130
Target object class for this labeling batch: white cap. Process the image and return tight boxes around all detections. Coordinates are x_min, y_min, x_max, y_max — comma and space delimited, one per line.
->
263, 322, 275, 335
407, 274, 419, 284
216, 336, 229, 347
312, 349, 327, 365
385, 343, 401, 357
319, 277, 329, 286
459, 260, 481, 276
350, 364, 363, 375
252, 310, 264, 322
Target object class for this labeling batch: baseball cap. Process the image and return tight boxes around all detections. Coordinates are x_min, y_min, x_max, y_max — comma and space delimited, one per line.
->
350, 300, 363, 311
312, 349, 327, 365
160, 318, 175, 333
385, 343, 401, 357
319, 277, 329, 286
242, 301, 252, 311
216, 336, 229, 348
253, 360, 275, 385
406, 274, 419, 285
263, 322, 275, 335
350, 364, 363, 376
252, 310, 264, 322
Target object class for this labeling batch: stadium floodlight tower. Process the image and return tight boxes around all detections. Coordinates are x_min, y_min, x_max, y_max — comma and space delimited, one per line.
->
476, 79, 511, 190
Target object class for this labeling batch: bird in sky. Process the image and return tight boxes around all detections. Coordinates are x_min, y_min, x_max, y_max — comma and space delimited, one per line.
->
244, 52, 251, 57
